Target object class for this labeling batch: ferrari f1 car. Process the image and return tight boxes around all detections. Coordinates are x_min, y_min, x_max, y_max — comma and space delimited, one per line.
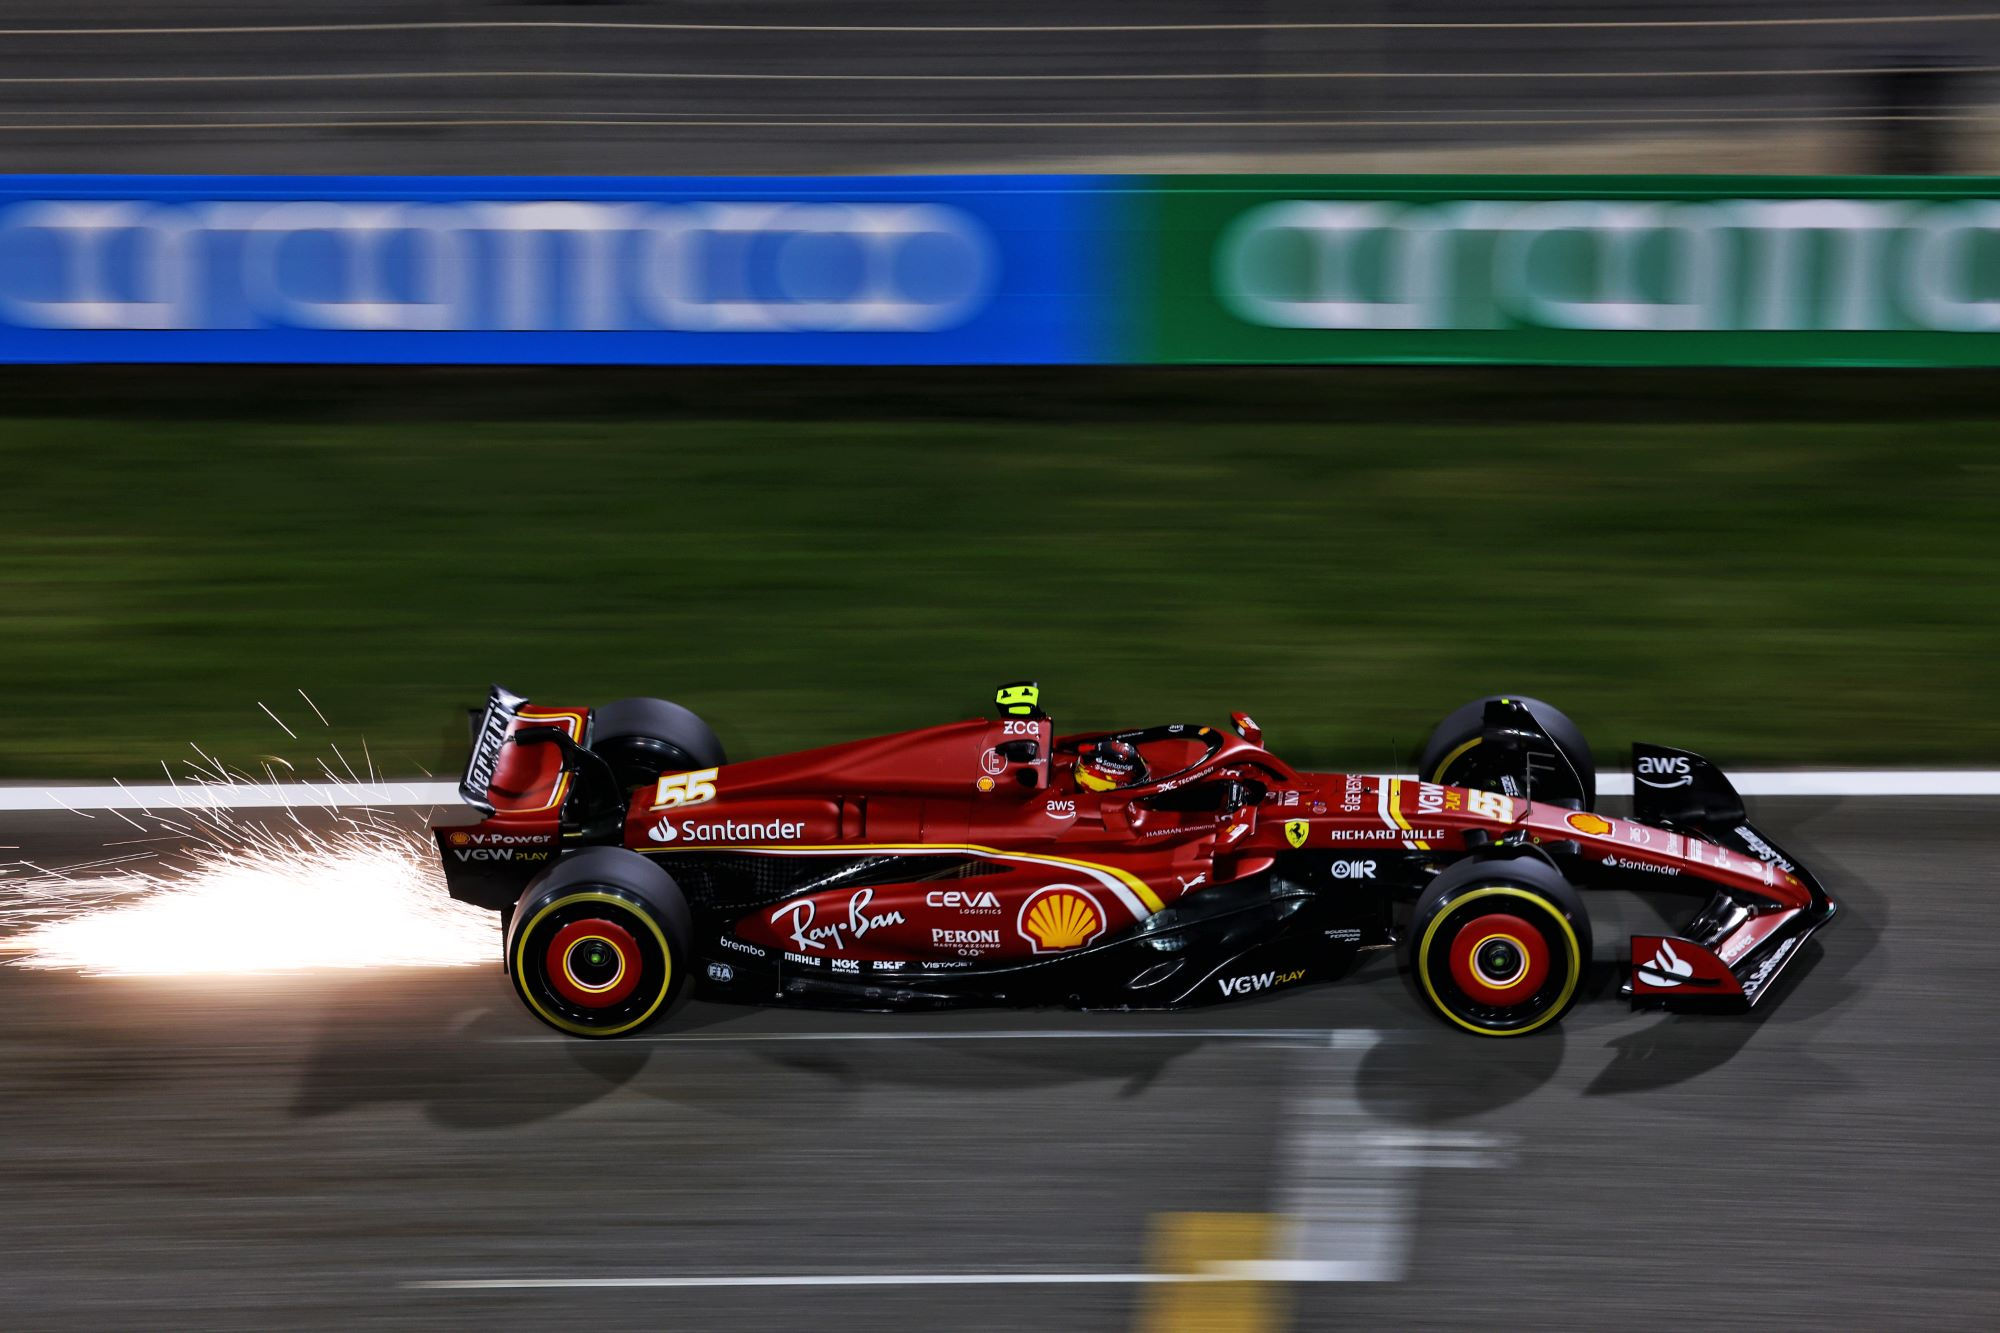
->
432, 684, 1835, 1038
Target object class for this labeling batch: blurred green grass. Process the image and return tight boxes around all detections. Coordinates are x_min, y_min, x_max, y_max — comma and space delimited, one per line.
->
1, 378, 1995, 779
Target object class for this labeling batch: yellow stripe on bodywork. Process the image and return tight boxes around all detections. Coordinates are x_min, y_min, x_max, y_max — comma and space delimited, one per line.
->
643, 841, 1167, 917
1384, 778, 1431, 851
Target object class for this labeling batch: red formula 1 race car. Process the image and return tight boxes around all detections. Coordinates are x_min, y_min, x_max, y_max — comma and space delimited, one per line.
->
433, 684, 1835, 1038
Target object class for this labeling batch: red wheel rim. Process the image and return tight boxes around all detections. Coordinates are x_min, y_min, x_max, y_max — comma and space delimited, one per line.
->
1446, 912, 1550, 1004
546, 917, 642, 1008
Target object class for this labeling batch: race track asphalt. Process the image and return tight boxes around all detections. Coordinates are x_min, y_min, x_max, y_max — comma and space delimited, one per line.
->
0, 796, 1993, 1331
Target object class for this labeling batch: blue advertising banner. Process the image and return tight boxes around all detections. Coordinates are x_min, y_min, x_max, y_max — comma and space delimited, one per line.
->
0, 175, 1114, 364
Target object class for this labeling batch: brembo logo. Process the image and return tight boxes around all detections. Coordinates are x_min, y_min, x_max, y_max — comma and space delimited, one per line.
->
1636, 755, 1694, 789
648, 816, 804, 843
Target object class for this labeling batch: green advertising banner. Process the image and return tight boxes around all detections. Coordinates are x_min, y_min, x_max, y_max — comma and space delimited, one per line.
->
1136, 176, 2000, 366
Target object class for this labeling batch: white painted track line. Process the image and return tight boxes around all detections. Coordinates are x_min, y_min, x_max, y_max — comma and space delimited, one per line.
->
3, 770, 1998, 812
413, 1272, 1228, 1290
488, 1027, 1343, 1045
0, 781, 460, 812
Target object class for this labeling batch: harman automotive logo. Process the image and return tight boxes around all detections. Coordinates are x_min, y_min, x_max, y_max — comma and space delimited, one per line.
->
0, 199, 995, 334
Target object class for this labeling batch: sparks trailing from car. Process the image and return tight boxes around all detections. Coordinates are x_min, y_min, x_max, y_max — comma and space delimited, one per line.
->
433, 684, 1835, 1038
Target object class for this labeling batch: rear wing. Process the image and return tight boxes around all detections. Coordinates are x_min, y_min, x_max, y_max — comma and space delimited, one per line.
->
460, 686, 528, 814
457, 685, 591, 818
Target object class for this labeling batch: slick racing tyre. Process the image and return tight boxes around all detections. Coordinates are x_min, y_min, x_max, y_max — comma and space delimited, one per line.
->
590, 696, 727, 791
506, 847, 693, 1038
1408, 856, 1591, 1037
1418, 694, 1596, 810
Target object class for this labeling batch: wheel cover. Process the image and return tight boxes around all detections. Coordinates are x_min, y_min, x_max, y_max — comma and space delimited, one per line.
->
1419, 886, 1581, 1036
546, 918, 642, 1009
512, 890, 675, 1037
1446, 912, 1550, 1004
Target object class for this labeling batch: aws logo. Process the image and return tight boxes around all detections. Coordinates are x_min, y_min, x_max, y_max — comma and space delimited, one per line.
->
1017, 885, 1105, 953
1637, 755, 1694, 789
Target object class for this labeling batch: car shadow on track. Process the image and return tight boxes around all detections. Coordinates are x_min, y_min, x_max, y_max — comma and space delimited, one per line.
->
1582, 815, 1882, 1099
290, 982, 664, 1129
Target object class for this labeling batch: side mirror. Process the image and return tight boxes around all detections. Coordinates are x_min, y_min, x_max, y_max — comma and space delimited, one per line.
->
1230, 712, 1262, 746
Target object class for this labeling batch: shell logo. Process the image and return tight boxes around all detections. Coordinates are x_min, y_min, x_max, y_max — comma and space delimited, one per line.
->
1565, 812, 1614, 837
1017, 885, 1106, 953
448, 830, 472, 846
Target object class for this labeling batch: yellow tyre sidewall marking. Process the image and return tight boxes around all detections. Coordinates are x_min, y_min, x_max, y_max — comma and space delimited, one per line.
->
514, 890, 674, 1037
1418, 885, 1581, 1037
1431, 735, 1482, 783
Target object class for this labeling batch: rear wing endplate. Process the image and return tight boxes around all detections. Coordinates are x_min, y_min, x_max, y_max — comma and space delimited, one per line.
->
460, 684, 529, 816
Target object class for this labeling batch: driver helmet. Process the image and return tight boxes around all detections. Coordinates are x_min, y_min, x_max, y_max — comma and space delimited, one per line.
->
1075, 738, 1148, 793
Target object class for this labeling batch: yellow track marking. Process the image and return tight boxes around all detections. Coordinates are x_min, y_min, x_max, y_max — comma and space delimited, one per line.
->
1139, 1212, 1284, 1333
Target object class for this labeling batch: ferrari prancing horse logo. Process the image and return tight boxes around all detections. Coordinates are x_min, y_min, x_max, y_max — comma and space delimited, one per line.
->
1284, 820, 1309, 849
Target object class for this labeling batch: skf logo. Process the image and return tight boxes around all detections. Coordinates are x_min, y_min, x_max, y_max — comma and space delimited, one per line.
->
1636, 755, 1694, 789
1565, 811, 1613, 837
1284, 820, 1309, 849
1219, 968, 1306, 998
1017, 885, 1105, 953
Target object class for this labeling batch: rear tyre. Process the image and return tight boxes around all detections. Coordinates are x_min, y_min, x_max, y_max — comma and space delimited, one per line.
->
1408, 856, 1590, 1037
1417, 694, 1596, 810
506, 847, 693, 1038
590, 696, 727, 791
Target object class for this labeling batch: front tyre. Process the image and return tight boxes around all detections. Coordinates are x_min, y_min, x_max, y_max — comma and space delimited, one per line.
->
506, 847, 693, 1038
1409, 857, 1590, 1037
1418, 694, 1596, 810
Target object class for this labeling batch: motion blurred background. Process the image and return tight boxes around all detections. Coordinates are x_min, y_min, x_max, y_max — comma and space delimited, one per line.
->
3, 6, 1999, 1332
0, 0, 1991, 175
0, 0, 1995, 776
